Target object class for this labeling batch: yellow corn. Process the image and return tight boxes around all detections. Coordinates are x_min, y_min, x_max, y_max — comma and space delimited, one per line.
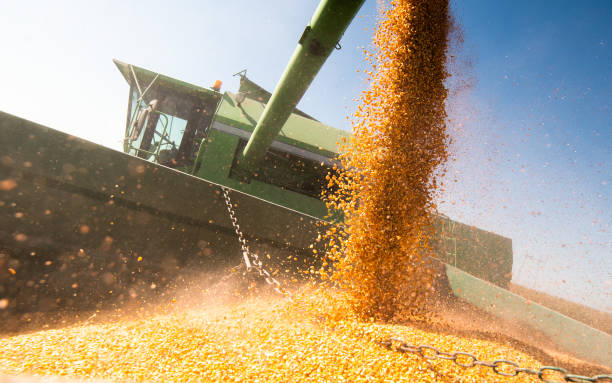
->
0, 290, 545, 382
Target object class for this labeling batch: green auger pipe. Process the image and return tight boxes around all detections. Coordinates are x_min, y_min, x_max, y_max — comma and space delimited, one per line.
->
239, 0, 364, 172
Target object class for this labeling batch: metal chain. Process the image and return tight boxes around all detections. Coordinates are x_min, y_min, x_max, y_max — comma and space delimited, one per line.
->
220, 186, 292, 299
379, 338, 612, 382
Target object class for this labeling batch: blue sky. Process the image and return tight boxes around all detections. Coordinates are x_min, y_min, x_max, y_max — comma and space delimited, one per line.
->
1, 1, 609, 312
443, 0, 611, 312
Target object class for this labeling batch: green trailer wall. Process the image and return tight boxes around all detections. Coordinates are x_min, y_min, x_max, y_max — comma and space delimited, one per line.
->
434, 215, 513, 287
445, 264, 612, 368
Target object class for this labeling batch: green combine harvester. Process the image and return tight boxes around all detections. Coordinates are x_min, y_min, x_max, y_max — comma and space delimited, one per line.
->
0, 0, 609, 368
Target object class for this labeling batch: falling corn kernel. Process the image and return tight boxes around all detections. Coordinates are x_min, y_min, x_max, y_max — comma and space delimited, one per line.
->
13, 233, 27, 242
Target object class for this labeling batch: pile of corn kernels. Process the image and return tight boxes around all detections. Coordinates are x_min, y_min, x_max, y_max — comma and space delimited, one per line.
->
0, 289, 549, 382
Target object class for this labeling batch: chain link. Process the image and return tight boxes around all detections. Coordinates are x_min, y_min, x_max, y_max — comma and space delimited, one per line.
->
220, 187, 292, 299
379, 338, 612, 382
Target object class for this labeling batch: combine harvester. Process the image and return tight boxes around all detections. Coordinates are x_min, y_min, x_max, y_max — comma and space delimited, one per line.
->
0, 0, 609, 370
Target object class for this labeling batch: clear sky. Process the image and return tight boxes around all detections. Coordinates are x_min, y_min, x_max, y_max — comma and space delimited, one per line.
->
1, 1, 609, 312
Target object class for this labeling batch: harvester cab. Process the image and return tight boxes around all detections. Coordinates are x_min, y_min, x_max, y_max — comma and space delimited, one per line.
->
119, 61, 222, 170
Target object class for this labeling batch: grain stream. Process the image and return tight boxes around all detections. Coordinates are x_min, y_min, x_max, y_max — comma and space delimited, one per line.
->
323, 0, 451, 321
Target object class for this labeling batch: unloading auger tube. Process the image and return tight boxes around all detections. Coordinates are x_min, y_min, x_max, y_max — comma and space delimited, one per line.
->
238, 0, 365, 172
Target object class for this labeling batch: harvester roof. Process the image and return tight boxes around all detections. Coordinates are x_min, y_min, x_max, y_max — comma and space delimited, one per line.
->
114, 59, 221, 109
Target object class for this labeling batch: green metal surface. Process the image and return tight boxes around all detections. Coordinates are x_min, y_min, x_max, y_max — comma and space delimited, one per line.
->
434, 215, 513, 287
240, 0, 364, 170
194, 129, 329, 218
445, 264, 612, 368
214, 92, 349, 157
237, 74, 319, 121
